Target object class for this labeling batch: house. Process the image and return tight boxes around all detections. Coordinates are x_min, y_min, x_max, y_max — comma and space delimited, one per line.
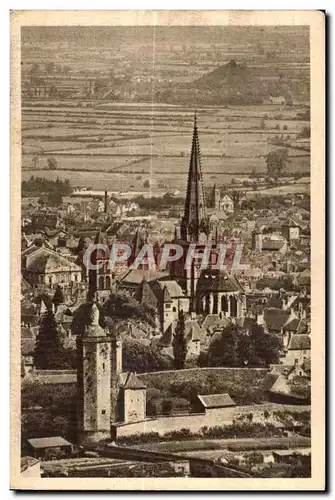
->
268, 95, 286, 105
282, 334, 311, 365
273, 450, 295, 463
118, 268, 169, 296
263, 372, 310, 404
269, 361, 308, 380
23, 246, 82, 288
138, 278, 190, 333
118, 372, 147, 424
195, 393, 236, 423
26, 437, 73, 460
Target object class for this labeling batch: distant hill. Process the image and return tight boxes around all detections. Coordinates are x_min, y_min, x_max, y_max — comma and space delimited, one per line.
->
156, 59, 309, 106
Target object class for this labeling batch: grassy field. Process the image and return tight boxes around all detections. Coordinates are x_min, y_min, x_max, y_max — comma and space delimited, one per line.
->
136, 436, 311, 454
21, 101, 310, 192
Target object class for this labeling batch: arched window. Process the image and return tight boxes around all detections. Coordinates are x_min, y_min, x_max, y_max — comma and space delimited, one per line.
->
213, 294, 218, 314
105, 275, 111, 289
205, 295, 211, 315
98, 275, 104, 290
221, 295, 228, 312
230, 296, 238, 317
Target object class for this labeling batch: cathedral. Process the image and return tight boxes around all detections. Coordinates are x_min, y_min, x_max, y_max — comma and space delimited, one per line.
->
171, 113, 245, 318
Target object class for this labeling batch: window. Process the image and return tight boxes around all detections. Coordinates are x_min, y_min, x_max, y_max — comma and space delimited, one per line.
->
173, 307, 176, 312
102, 410, 106, 415
102, 363, 105, 371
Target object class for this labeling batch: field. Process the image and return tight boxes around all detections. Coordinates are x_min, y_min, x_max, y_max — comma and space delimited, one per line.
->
21, 101, 310, 192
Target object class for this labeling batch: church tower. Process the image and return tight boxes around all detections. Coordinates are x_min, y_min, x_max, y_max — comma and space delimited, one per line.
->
180, 113, 209, 243
77, 299, 112, 444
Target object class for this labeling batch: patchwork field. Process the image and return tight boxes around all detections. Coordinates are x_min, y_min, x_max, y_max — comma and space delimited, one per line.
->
22, 101, 310, 192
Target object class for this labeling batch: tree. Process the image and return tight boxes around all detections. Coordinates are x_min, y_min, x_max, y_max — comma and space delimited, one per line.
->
45, 61, 56, 73
265, 148, 290, 179
102, 290, 156, 328
237, 334, 255, 367
207, 324, 239, 367
251, 324, 282, 366
288, 376, 311, 400
47, 157, 58, 170
161, 399, 173, 415
172, 310, 187, 370
122, 338, 171, 373
34, 311, 66, 369
52, 285, 65, 312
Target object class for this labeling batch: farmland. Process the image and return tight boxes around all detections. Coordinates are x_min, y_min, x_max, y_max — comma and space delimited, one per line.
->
21, 100, 310, 193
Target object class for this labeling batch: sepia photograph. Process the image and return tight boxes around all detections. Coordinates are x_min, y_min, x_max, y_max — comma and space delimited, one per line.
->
10, 10, 325, 490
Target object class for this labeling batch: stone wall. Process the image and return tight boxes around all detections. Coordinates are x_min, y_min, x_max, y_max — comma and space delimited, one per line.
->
112, 403, 310, 439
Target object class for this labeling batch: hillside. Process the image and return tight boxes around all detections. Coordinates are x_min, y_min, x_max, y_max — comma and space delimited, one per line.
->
157, 59, 309, 106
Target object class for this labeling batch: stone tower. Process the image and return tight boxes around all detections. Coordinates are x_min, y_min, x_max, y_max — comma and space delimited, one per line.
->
214, 184, 221, 211
252, 226, 263, 251
180, 113, 209, 243
77, 300, 112, 444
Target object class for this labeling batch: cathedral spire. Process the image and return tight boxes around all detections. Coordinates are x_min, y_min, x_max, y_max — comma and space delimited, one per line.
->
181, 112, 208, 242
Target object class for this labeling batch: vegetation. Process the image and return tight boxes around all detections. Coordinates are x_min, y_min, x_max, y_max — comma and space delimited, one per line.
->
116, 422, 310, 447
297, 126, 311, 139
122, 338, 172, 374
265, 148, 290, 179
22, 176, 72, 197
287, 376, 311, 400
21, 384, 77, 441
140, 367, 268, 405
102, 290, 156, 328
172, 310, 187, 370
34, 311, 76, 370
52, 285, 64, 312
204, 324, 282, 368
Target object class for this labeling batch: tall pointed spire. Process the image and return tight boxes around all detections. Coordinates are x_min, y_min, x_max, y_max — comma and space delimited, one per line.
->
181, 112, 208, 242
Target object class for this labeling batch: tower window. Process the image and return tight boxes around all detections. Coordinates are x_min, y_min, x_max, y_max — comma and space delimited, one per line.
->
102, 363, 105, 371
102, 410, 106, 415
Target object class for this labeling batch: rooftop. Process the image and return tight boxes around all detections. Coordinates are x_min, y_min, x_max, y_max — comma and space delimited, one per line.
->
27, 436, 72, 450
197, 393, 236, 409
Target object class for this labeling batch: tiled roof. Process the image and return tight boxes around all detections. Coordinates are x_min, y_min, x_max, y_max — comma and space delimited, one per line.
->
201, 314, 230, 331
283, 317, 301, 331
119, 269, 169, 285
288, 334, 311, 351
264, 308, 290, 331
266, 294, 283, 309
28, 436, 72, 450
262, 239, 285, 251
185, 320, 204, 343
26, 251, 81, 273
22, 370, 77, 386
263, 373, 281, 392
160, 280, 184, 298
197, 393, 236, 409
21, 338, 35, 356
21, 456, 40, 472
197, 270, 244, 293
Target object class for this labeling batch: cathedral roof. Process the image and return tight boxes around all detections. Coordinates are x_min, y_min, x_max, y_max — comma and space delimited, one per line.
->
197, 270, 244, 293
181, 113, 208, 242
